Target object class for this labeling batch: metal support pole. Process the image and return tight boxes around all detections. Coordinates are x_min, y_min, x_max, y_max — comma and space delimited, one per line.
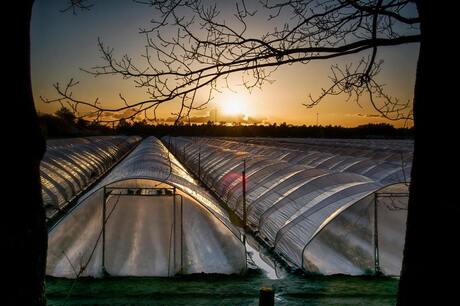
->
374, 193, 381, 275
173, 187, 176, 275
242, 159, 247, 244
198, 146, 201, 179
180, 194, 183, 274
102, 187, 107, 276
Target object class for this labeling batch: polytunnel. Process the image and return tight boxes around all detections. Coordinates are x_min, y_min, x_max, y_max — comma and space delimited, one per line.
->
47, 137, 246, 278
165, 136, 410, 276
41, 136, 141, 219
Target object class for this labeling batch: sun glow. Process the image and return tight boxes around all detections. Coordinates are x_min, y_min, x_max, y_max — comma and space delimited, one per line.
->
221, 94, 246, 116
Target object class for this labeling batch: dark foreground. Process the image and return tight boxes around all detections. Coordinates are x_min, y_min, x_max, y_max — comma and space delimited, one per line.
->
46, 271, 398, 305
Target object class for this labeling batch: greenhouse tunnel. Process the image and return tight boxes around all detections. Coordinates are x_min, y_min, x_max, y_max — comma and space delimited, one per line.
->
165, 137, 410, 276
47, 137, 246, 278
41, 136, 141, 220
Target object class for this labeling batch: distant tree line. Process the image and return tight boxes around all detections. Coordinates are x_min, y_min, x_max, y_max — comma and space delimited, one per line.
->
38, 107, 113, 138
39, 107, 413, 139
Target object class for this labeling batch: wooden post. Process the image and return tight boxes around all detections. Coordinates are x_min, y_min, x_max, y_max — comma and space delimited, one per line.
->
259, 287, 274, 306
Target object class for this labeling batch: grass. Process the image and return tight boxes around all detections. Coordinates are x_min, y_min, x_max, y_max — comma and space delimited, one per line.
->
46, 271, 398, 305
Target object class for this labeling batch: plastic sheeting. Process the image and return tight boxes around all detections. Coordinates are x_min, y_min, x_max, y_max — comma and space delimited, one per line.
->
47, 137, 246, 278
303, 184, 408, 276
41, 136, 141, 219
164, 137, 410, 276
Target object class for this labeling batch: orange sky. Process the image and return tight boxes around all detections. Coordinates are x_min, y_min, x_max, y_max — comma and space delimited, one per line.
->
31, 0, 418, 128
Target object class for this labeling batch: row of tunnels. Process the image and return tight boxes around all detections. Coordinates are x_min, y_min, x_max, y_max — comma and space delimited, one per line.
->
42, 136, 411, 277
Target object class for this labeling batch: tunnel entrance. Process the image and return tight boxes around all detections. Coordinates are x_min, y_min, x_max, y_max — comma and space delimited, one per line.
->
101, 186, 183, 277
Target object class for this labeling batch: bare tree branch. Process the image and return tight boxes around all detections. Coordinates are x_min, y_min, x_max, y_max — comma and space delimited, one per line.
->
44, 0, 420, 124
60, 0, 94, 15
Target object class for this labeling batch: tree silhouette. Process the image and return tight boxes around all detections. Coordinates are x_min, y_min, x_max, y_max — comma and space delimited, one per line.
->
9, 1, 47, 305
55, 106, 76, 123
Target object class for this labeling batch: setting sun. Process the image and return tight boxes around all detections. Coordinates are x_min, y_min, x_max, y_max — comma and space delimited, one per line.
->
221, 94, 246, 116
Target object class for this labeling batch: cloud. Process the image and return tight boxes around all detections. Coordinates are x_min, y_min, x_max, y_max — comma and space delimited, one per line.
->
357, 113, 382, 118
83, 108, 143, 121
163, 115, 211, 123
163, 113, 269, 124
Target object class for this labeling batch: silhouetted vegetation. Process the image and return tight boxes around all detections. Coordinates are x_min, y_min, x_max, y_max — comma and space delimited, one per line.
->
39, 110, 413, 139
142, 122, 413, 139
38, 108, 113, 138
